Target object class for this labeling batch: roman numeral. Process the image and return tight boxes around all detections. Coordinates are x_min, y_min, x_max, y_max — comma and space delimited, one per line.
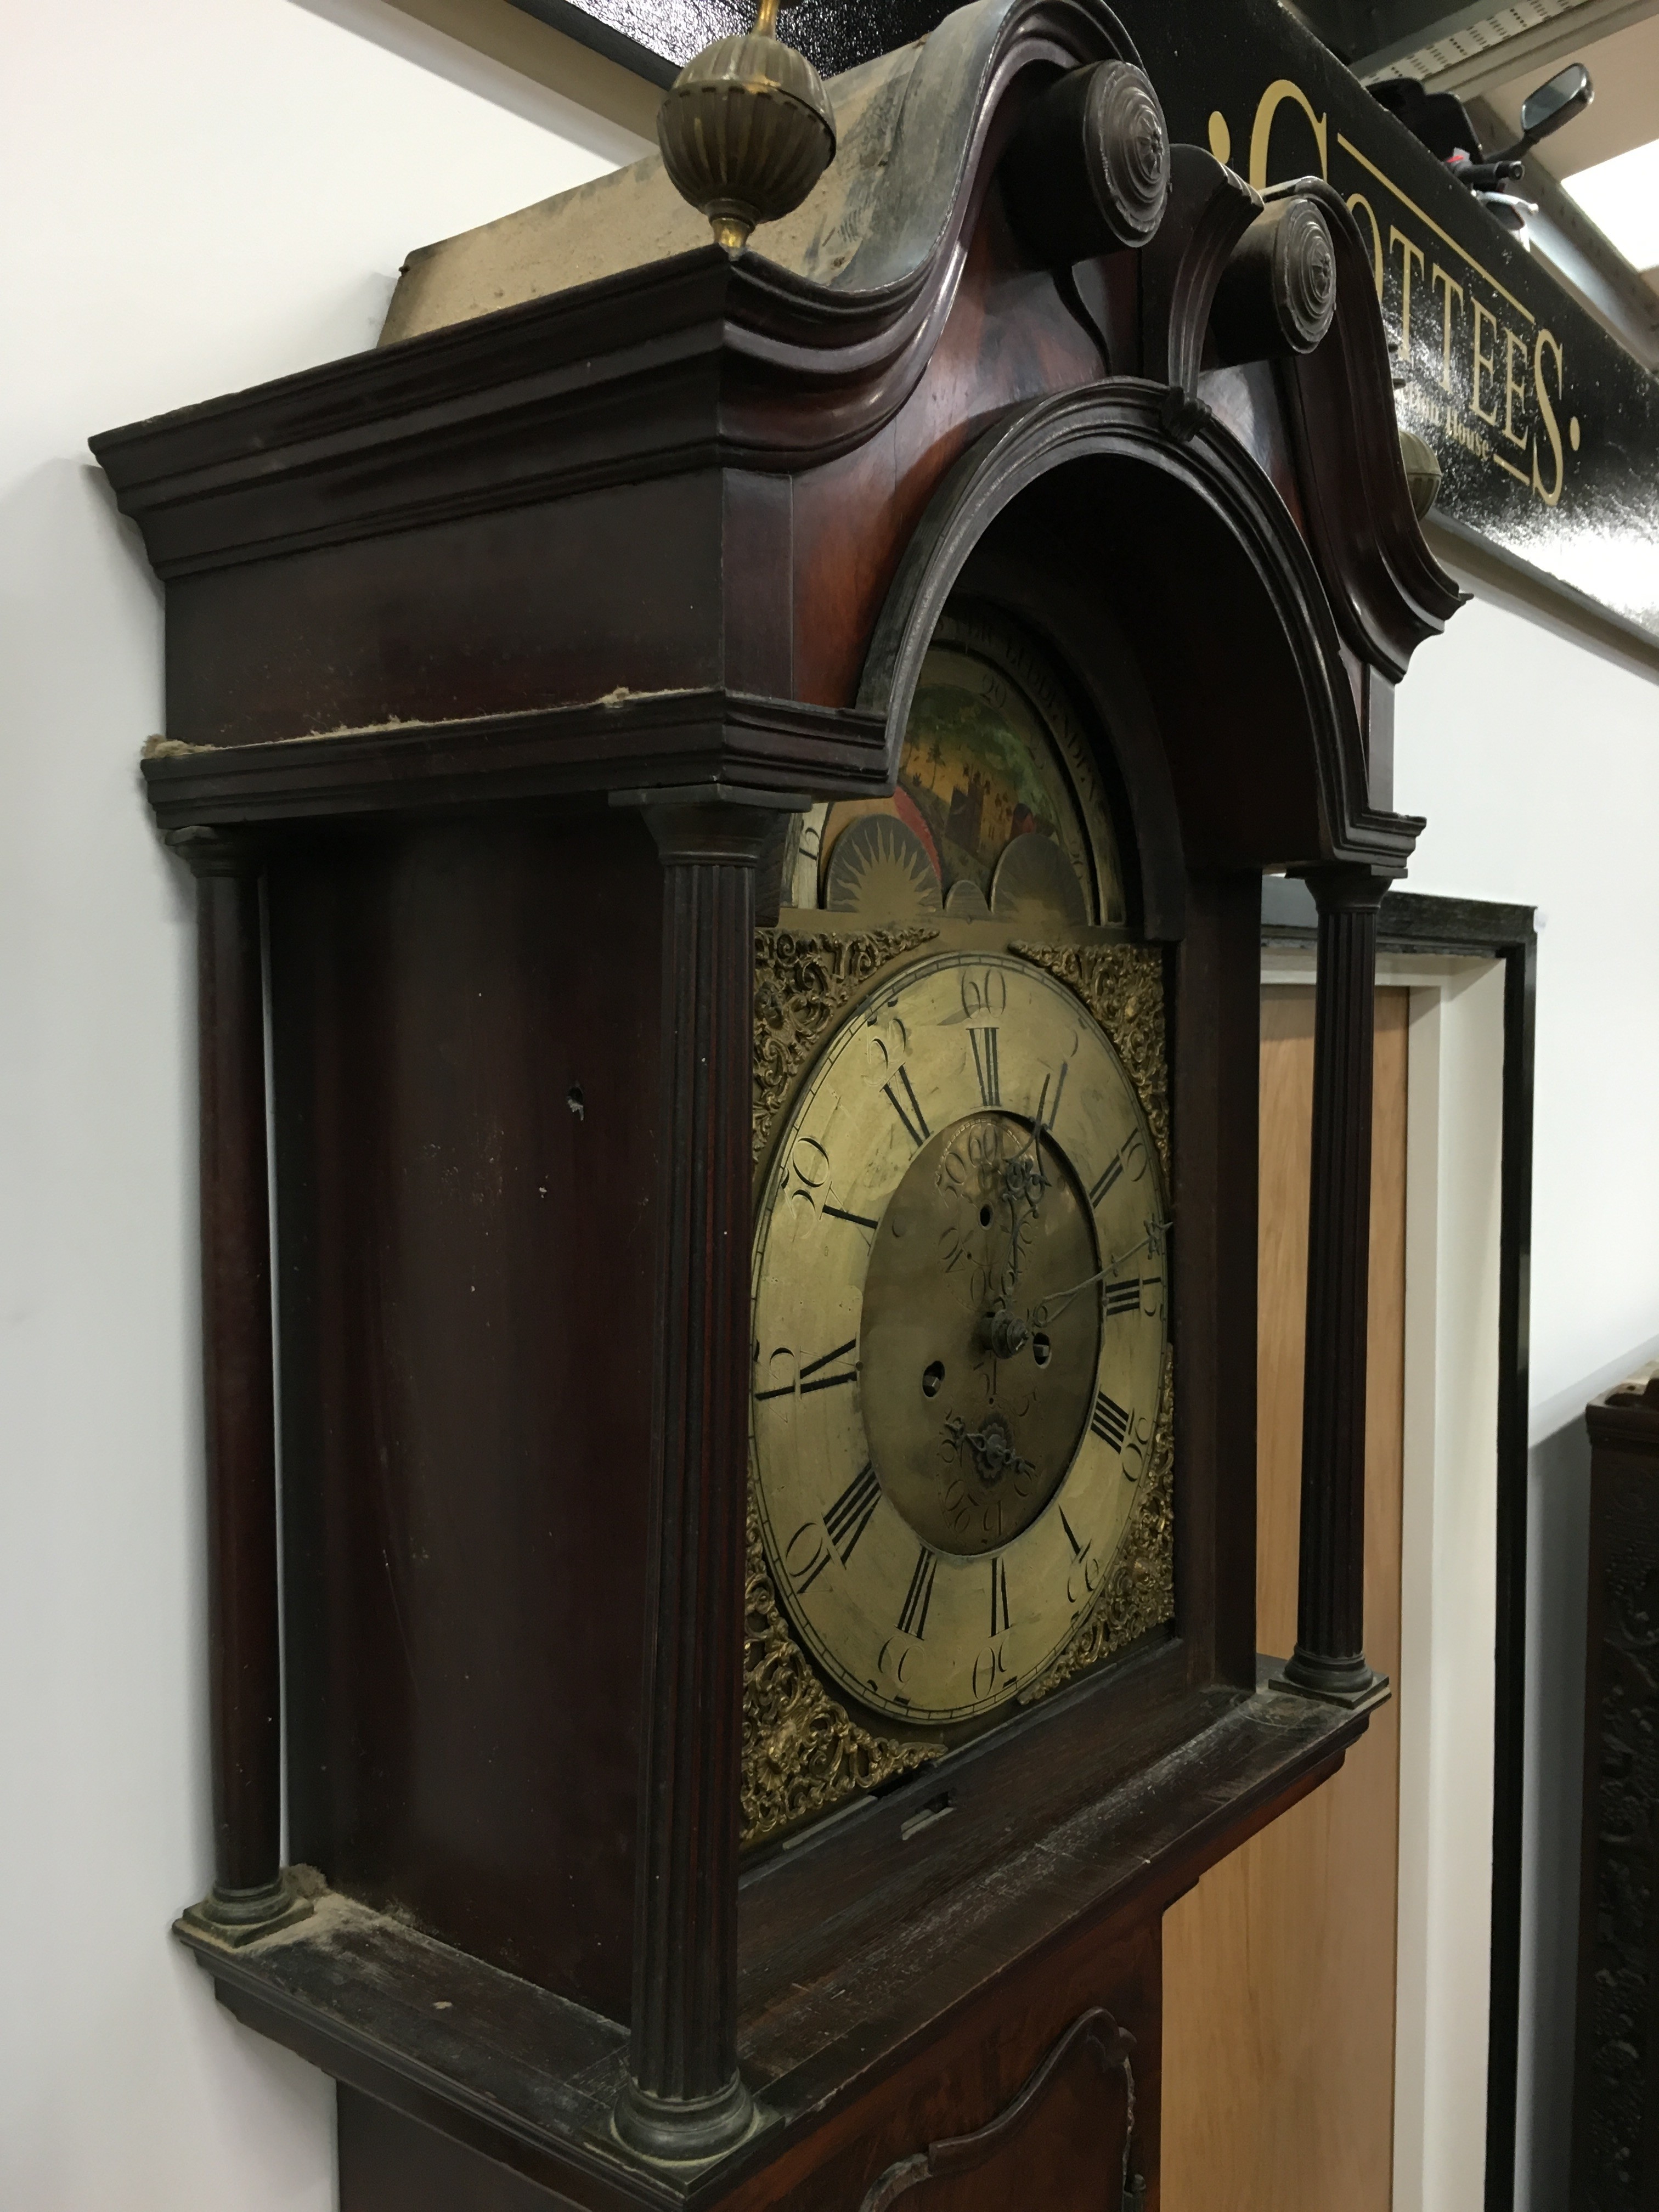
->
1091, 1391, 1130, 1452
898, 1548, 938, 1639
754, 1337, 859, 1401
1090, 1131, 1146, 1209
1059, 1505, 1089, 1559
970, 1028, 1001, 1108
1103, 1279, 1142, 1317
823, 1204, 879, 1230
1089, 1156, 1124, 1208
1036, 1060, 1069, 1132
825, 1464, 881, 1563
990, 1554, 1010, 1635
882, 1065, 930, 1149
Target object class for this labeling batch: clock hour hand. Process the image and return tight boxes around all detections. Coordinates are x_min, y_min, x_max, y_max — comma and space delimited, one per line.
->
997, 1101, 1062, 1293
1002, 1069, 1066, 1216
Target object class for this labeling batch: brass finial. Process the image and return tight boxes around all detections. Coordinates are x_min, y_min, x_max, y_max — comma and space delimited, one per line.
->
657, 0, 837, 255
1398, 426, 1442, 521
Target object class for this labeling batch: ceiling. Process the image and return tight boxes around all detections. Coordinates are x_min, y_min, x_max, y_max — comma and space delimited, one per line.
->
1289, 0, 1659, 314
1468, 5, 1659, 288
1481, 3, 1659, 173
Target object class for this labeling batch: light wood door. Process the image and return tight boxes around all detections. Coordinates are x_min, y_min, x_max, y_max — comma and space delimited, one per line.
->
1161, 986, 1409, 2212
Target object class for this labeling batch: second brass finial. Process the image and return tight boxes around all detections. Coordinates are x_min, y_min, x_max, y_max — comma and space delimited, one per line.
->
657, 0, 837, 255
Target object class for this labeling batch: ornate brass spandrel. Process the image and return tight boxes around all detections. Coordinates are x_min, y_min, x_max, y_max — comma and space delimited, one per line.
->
742, 1492, 940, 1849
752, 924, 938, 1166
1019, 1347, 1175, 1704
1008, 941, 1169, 1177
746, 921, 943, 1848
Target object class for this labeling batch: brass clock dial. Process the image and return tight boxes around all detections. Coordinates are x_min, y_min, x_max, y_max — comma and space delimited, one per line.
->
751, 951, 1168, 1726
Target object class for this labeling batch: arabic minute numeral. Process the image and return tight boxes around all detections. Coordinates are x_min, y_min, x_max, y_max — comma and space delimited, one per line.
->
1091, 1391, 1131, 1453
784, 1521, 832, 1595
1121, 1408, 1158, 1485
824, 1463, 881, 1564
898, 1547, 938, 1639
1060, 1504, 1102, 1602
970, 1028, 1001, 1108
883, 1064, 931, 1149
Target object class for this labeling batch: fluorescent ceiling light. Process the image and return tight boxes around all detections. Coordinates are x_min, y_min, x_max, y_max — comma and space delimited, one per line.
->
1562, 137, 1659, 272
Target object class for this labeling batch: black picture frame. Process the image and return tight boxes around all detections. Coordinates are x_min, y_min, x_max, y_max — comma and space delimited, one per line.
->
1262, 876, 1537, 2212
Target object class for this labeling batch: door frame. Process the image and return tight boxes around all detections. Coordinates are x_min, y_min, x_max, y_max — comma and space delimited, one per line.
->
1261, 882, 1537, 2212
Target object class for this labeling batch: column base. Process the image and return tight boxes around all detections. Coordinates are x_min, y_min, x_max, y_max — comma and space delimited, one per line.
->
1269, 1649, 1391, 1712
178, 1866, 315, 1948
612, 2070, 757, 2164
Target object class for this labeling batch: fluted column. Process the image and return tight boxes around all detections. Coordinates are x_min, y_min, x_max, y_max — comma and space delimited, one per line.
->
171, 828, 308, 1939
1279, 865, 1389, 1707
613, 792, 792, 2161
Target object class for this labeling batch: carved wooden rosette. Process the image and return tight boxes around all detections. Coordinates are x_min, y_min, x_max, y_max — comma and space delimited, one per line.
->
742, 932, 1175, 1843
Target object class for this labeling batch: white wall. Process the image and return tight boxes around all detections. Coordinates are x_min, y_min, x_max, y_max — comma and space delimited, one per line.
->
1394, 588, 1659, 2211
0, 5, 641, 2208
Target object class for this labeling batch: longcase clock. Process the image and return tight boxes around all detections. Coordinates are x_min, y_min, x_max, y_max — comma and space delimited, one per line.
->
92, 0, 1462, 2200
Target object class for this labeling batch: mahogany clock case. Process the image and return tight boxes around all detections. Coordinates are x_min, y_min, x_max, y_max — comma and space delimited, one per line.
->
88, 0, 1465, 2201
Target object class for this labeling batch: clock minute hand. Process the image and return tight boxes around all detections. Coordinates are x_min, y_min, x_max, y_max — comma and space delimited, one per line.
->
1033, 1224, 1166, 1327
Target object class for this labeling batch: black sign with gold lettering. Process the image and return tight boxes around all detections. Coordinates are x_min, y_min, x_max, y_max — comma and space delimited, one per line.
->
1127, 0, 1659, 649
526, 0, 1659, 644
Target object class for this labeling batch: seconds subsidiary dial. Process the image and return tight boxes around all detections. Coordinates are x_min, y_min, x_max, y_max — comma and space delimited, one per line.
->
751, 951, 1168, 1726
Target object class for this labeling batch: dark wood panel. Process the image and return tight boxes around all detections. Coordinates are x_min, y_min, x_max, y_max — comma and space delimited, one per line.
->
789, 190, 1106, 712
182, 1680, 1360, 2210
1170, 873, 1261, 1692
166, 472, 728, 751
849, 2008, 1133, 2212
1571, 1384, 1659, 2209
340, 2088, 588, 2212
721, 1920, 1158, 2212
270, 809, 662, 2019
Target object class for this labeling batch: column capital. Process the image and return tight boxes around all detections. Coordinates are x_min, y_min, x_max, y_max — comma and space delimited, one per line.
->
611, 783, 809, 868
166, 824, 266, 879
1294, 862, 1390, 916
